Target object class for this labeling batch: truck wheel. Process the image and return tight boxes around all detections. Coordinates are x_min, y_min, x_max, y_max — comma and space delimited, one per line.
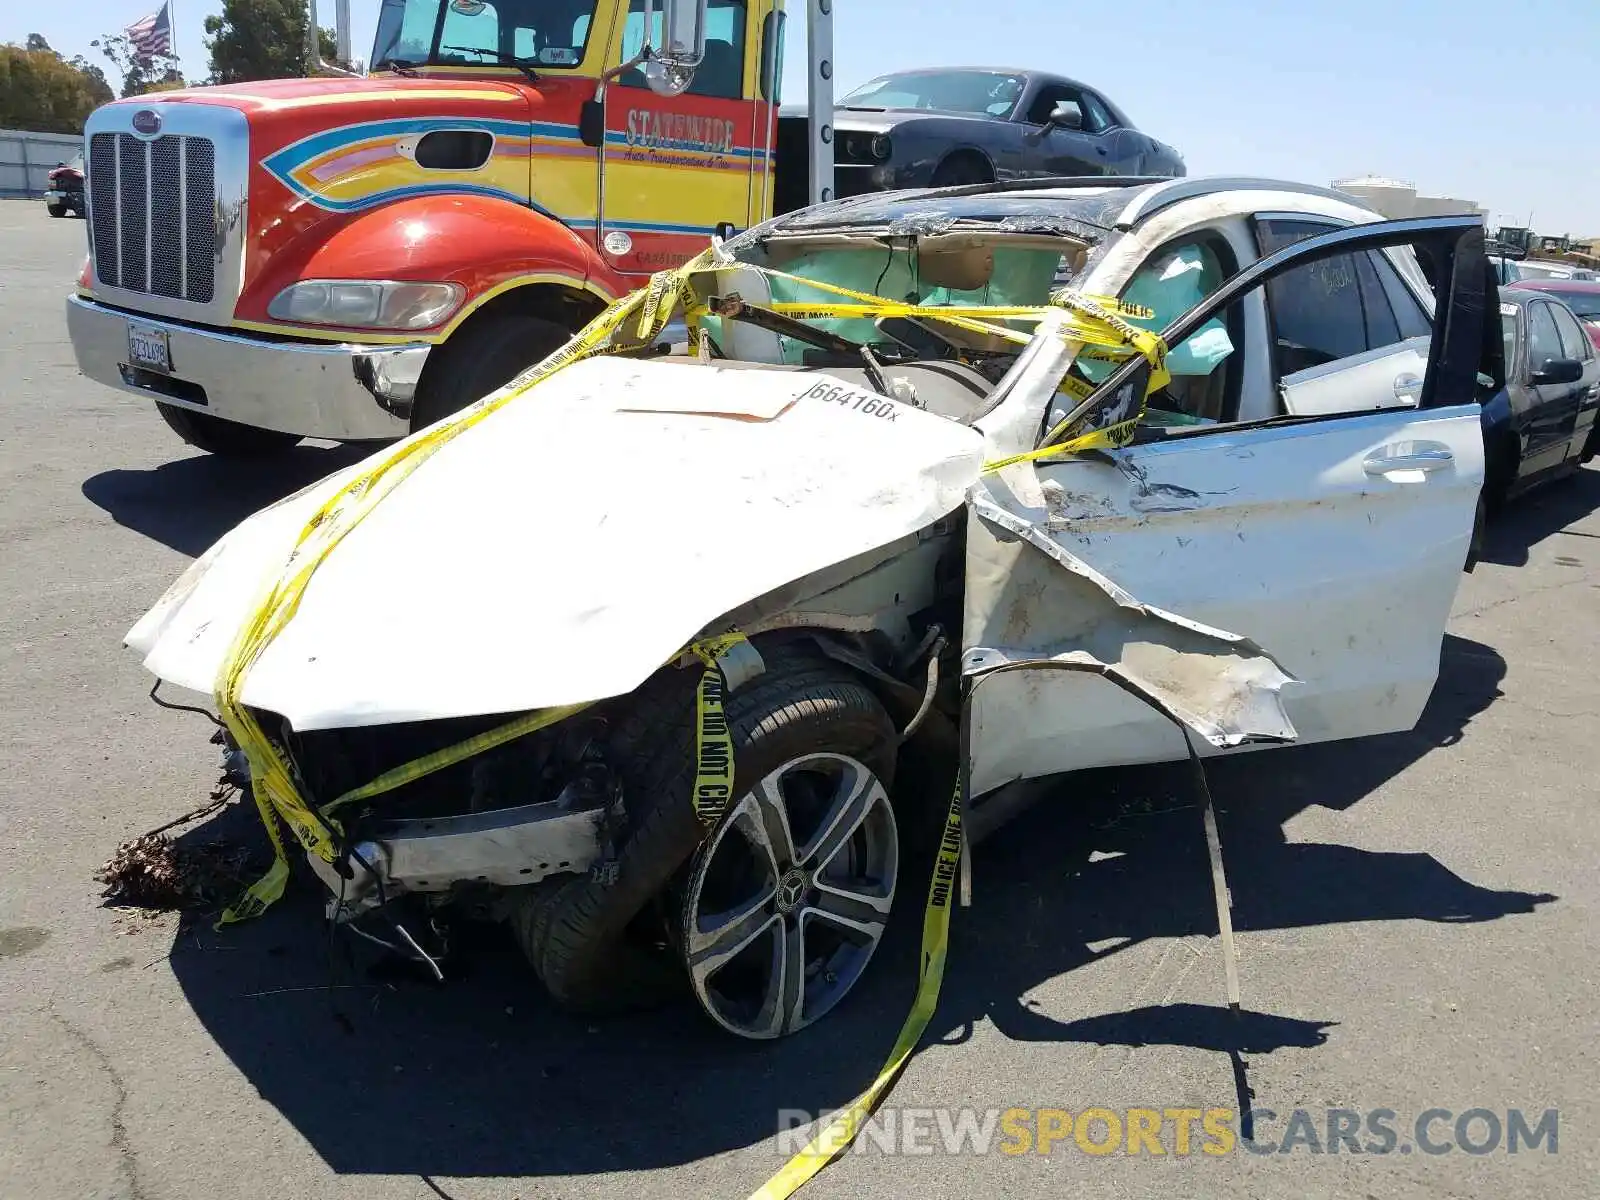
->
410, 313, 571, 432
511, 655, 900, 1024
47, 204, 66, 218
156, 403, 304, 457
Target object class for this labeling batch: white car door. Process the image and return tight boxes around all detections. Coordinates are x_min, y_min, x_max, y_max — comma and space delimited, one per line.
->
964, 217, 1495, 798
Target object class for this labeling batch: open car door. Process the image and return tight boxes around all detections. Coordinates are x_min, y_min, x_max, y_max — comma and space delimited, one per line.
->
962, 216, 1502, 798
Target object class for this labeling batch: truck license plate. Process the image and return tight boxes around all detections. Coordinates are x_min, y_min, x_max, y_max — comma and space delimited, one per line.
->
127, 323, 171, 373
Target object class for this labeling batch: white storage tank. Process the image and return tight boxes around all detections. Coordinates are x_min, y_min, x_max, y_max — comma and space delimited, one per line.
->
1333, 175, 1417, 219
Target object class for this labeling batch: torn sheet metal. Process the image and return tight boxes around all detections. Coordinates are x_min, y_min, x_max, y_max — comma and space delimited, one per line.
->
128, 355, 986, 730
961, 471, 1298, 798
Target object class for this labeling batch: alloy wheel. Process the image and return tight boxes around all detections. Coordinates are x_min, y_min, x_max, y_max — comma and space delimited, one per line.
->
681, 751, 898, 1038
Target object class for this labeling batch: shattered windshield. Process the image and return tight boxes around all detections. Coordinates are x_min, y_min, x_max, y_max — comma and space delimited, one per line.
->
708, 191, 1140, 373
768, 187, 1130, 241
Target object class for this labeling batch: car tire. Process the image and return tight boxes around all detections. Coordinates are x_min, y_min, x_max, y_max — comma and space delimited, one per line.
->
156, 403, 305, 456
674, 666, 902, 1038
511, 653, 899, 1019
409, 313, 571, 433
47, 204, 66, 218
929, 152, 993, 188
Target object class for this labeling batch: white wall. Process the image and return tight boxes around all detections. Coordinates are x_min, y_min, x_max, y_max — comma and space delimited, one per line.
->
0, 129, 84, 199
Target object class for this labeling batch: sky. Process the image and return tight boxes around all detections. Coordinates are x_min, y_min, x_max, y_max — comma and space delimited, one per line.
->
14, 0, 1600, 234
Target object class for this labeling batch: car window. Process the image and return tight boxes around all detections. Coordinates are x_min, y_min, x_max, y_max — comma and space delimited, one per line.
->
1370, 251, 1432, 338
1055, 230, 1496, 450
1080, 92, 1115, 132
1079, 235, 1237, 426
1545, 289, 1600, 321
1024, 84, 1080, 126
1549, 303, 1594, 361
1500, 305, 1519, 373
1255, 217, 1415, 378
1527, 302, 1564, 370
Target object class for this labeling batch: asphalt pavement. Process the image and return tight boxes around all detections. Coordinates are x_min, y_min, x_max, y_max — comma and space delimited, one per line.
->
2, 198, 1597, 1200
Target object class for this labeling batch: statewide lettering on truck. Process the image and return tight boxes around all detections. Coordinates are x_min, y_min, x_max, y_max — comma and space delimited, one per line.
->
625, 109, 738, 156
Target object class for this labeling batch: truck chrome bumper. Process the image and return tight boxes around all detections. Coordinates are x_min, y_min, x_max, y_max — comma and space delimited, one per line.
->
66, 294, 425, 441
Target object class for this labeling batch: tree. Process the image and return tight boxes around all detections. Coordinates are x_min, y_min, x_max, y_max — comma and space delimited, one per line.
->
0, 38, 113, 132
92, 32, 182, 98
204, 0, 341, 83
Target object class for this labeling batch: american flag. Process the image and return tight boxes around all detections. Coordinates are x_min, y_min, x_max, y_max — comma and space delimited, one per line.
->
125, 2, 174, 60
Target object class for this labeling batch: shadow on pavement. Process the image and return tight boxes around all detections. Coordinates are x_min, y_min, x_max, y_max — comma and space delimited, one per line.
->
81, 443, 373, 558
158, 632, 1552, 1181
1481, 463, 1600, 568
1044, 1003, 1335, 1055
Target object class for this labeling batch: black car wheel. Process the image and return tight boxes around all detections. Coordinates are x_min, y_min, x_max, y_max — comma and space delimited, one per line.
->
930, 151, 993, 187
47, 204, 66, 218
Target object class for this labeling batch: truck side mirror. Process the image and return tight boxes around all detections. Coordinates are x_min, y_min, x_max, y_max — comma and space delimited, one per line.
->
645, 0, 707, 96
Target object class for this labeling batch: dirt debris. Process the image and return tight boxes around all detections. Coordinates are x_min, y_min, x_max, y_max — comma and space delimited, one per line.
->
95, 832, 256, 911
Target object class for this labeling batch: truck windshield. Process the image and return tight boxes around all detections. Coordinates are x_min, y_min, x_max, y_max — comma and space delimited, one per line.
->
373, 0, 599, 69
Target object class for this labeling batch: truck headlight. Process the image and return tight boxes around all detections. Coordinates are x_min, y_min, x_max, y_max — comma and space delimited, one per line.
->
267, 280, 464, 331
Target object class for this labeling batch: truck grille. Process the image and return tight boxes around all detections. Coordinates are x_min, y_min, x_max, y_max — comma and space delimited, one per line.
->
89, 132, 216, 304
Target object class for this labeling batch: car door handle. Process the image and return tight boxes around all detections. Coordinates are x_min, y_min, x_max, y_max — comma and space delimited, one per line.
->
1393, 372, 1423, 401
1363, 446, 1454, 477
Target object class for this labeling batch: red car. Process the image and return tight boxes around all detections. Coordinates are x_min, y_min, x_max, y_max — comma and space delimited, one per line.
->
1506, 279, 1600, 351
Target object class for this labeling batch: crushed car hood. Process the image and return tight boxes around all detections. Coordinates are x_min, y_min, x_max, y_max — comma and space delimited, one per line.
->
126, 357, 986, 731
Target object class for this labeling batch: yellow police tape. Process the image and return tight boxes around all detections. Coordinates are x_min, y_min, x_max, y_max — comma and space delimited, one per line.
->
206, 239, 1165, 1194
214, 245, 724, 924
748, 776, 965, 1199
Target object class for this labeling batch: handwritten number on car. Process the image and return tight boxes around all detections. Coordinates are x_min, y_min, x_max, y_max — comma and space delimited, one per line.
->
802, 380, 900, 422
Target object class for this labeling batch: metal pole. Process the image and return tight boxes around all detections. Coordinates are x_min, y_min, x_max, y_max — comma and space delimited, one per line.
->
335, 0, 352, 67
19, 138, 30, 199
806, 0, 833, 206
305, 0, 319, 74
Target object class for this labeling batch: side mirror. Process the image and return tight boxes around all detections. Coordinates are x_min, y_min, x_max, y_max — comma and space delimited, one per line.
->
578, 99, 604, 148
646, 0, 707, 96
1531, 357, 1583, 385
1048, 101, 1084, 130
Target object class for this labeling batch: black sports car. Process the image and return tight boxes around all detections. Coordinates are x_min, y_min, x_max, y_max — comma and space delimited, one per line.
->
774, 66, 1184, 211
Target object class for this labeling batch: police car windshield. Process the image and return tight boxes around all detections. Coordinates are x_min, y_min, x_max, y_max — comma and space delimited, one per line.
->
372, 0, 598, 70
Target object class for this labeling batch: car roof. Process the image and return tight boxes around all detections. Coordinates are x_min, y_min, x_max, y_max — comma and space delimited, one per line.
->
1507, 278, 1600, 294
845, 66, 1112, 100
766, 175, 1384, 237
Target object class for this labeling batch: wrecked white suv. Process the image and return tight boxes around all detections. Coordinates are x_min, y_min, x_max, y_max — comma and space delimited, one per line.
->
125, 177, 1502, 1040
